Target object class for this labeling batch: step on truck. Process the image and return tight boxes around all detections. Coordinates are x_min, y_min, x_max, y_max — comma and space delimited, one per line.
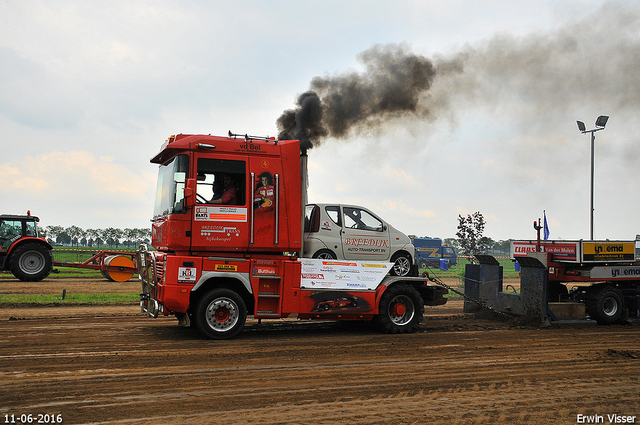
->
137, 132, 447, 339
511, 239, 640, 324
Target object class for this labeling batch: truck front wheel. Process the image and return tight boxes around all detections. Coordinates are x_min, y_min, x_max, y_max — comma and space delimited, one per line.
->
373, 284, 424, 334
9, 243, 53, 282
194, 288, 247, 339
586, 287, 623, 325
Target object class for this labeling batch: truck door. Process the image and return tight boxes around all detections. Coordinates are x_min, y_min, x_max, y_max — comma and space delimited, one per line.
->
340, 206, 391, 261
248, 157, 284, 251
190, 154, 250, 252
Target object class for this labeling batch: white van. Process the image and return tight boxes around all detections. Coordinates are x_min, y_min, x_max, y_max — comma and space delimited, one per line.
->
303, 203, 415, 276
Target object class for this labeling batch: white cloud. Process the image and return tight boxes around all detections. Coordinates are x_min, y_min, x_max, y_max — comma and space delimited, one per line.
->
0, 151, 155, 229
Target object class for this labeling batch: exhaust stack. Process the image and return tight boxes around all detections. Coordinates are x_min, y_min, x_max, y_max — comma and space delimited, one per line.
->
299, 150, 308, 257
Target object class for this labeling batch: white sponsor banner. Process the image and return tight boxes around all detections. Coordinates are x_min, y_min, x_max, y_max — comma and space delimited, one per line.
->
590, 265, 640, 280
298, 258, 392, 290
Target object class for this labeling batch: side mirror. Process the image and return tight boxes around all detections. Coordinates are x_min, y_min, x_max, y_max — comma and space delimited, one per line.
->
183, 178, 197, 208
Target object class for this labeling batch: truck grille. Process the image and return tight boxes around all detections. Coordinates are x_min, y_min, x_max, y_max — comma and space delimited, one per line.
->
154, 255, 165, 284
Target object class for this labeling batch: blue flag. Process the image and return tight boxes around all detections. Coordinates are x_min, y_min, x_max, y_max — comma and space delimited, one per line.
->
543, 211, 550, 240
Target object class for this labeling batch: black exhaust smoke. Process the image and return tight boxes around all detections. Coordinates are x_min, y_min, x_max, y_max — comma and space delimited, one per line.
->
277, 44, 436, 151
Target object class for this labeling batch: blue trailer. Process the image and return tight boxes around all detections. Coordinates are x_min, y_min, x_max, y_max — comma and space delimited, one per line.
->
411, 237, 458, 270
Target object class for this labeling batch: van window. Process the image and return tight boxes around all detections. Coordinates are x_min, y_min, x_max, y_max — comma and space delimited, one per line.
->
325, 206, 341, 226
342, 207, 383, 232
304, 205, 320, 233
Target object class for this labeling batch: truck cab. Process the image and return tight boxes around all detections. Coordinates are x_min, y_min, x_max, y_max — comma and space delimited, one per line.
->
149, 134, 302, 254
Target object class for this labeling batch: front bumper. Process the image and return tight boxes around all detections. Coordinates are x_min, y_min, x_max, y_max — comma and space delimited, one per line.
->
136, 244, 164, 318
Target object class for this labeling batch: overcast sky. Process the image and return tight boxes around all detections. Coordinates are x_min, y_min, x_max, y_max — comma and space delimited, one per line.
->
1, 0, 638, 242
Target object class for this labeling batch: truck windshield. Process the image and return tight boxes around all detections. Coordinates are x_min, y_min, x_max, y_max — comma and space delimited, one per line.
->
153, 154, 189, 218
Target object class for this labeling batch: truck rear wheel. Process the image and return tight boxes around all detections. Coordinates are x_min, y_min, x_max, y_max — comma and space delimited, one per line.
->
193, 288, 247, 339
373, 284, 424, 334
586, 287, 623, 325
9, 243, 53, 282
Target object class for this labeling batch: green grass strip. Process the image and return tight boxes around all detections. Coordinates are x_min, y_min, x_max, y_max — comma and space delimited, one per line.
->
0, 293, 139, 304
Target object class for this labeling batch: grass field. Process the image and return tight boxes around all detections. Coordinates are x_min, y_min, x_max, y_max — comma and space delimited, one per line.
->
52, 247, 137, 263
420, 256, 519, 278
0, 292, 139, 304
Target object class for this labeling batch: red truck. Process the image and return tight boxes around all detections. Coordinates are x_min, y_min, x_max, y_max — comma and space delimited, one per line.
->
137, 132, 447, 339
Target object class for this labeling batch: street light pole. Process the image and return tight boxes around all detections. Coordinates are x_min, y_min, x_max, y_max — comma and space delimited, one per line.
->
577, 115, 609, 241
590, 130, 595, 241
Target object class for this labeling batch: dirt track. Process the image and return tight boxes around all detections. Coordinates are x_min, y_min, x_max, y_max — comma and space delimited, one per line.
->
1, 276, 639, 424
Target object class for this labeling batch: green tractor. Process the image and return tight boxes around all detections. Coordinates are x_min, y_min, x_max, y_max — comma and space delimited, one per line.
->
0, 213, 53, 281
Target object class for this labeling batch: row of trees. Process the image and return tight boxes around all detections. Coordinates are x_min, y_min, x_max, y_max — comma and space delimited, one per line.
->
43, 225, 151, 248
41, 212, 504, 254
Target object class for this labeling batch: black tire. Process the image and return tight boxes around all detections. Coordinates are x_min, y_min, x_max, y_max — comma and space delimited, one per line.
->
586, 287, 624, 325
9, 243, 53, 282
193, 288, 247, 339
313, 249, 337, 260
419, 260, 428, 269
373, 284, 424, 334
390, 252, 412, 277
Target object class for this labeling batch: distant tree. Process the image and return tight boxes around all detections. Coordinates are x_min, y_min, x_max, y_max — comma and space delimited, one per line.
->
45, 225, 64, 245
65, 225, 84, 247
85, 229, 99, 247
58, 233, 71, 245
102, 227, 124, 248
136, 227, 151, 245
456, 212, 491, 256
97, 228, 111, 247
114, 228, 123, 247
483, 237, 495, 253
443, 237, 460, 252
492, 239, 513, 254
124, 228, 145, 247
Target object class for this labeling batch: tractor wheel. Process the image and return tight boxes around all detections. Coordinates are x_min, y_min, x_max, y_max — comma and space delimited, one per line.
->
193, 288, 247, 339
9, 243, 53, 282
586, 287, 624, 325
373, 284, 424, 334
